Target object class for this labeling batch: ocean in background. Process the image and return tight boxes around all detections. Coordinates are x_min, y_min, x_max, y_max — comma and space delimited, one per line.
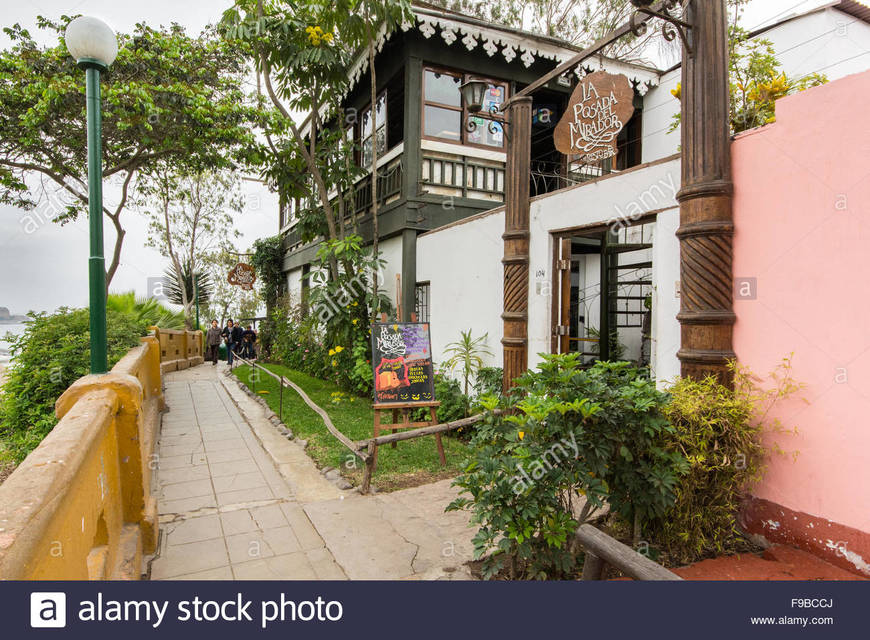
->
0, 323, 28, 364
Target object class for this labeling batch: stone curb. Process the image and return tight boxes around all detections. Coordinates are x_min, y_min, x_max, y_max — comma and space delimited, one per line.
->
223, 367, 354, 492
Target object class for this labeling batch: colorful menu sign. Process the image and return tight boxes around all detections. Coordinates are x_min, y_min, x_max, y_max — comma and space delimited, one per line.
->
553, 70, 635, 162
371, 322, 436, 404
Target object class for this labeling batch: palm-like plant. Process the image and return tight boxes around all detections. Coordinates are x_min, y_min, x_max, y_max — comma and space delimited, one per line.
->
163, 262, 213, 308
443, 330, 493, 413
106, 292, 185, 329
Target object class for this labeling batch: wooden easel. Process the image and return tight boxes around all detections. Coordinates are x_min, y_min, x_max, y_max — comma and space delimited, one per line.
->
369, 310, 445, 476
371, 401, 445, 474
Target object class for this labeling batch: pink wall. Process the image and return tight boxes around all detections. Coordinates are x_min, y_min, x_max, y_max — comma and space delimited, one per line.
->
732, 69, 870, 572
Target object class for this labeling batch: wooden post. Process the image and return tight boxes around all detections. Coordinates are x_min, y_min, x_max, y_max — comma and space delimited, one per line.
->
279, 375, 284, 422
676, 0, 736, 383
502, 96, 533, 392
580, 552, 606, 581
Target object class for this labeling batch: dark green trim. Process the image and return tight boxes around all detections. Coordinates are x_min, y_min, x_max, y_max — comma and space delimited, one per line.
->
85, 65, 108, 374
401, 228, 417, 321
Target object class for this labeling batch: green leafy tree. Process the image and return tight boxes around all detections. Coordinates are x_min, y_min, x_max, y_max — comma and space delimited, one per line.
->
0, 303, 170, 462
222, 0, 350, 282
0, 18, 262, 287
105, 291, 185, 329
669, 1, 825, 134
140, 166, 243, 328
448, 356, 685, 579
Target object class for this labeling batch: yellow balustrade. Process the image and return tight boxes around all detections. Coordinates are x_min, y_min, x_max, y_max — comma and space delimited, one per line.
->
0, 327, 198, 580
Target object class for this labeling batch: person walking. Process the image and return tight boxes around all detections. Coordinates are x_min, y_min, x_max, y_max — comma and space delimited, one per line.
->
206, 319, 222, 365
241, 324, 257, 360
221, 319, 243, 365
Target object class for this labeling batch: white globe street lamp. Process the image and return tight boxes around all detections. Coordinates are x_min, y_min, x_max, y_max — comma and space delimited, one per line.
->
64, 16, 117, 374
65, 16, 118, 68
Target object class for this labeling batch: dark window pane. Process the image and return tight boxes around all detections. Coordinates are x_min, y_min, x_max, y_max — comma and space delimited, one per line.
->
424, 70, 461, 106
423, 105, 461, 141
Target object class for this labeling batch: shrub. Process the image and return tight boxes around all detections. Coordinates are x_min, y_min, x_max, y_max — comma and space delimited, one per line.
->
646, 358, 802, 564
473, 366, 503, 398
448, 355, 683, 579
0, 308, 148, 462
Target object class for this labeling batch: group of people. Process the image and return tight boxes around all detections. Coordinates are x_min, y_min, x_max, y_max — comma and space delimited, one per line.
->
205, 319, 257, 365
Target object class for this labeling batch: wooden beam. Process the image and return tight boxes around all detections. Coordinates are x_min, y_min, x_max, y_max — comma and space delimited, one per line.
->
356, 411, 500, 448
234, 356, 368, 461
575, 524, 683, 581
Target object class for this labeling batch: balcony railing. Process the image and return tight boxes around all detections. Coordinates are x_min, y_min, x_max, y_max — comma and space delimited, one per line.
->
420, 152, 505, 200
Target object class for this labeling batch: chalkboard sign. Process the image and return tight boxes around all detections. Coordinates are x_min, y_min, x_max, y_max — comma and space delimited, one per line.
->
370, 322, 436, 404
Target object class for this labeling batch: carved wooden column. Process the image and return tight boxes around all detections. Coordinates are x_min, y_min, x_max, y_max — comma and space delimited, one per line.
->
676, 0, 736, 381
502, 96, 533, 391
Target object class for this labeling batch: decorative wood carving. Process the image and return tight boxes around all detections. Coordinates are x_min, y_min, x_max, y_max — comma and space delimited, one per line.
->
502, 97, 533, 390
676, 0, 736, 383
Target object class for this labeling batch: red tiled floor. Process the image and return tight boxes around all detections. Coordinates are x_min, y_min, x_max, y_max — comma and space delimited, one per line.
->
673, 545, 866, 580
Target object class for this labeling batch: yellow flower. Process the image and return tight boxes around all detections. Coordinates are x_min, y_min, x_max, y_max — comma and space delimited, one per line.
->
328, 348, 336, 356
670, 82, 681, 100
322, 32, 333, 43
331, 359, 338, 367
518, 431, 525, 440
334, 345, 344, 353
352, 318, 359, 325
352, 301, 358, 307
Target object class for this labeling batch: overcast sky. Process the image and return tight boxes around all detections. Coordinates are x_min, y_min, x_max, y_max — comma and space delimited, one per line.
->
0, 0, 836, 315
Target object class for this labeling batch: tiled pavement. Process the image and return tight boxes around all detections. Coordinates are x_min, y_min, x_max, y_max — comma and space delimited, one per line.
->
149, 365, 347, 580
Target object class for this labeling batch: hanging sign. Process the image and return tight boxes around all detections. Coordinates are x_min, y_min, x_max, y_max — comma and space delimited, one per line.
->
554, 70, 635, 162
228, 263, 257, 290
371, 322, 436, 404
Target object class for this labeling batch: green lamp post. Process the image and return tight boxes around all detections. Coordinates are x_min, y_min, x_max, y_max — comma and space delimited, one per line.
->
65, 16, 118, 374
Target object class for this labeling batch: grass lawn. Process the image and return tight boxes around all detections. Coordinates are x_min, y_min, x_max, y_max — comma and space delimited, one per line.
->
231, 363, 471, 491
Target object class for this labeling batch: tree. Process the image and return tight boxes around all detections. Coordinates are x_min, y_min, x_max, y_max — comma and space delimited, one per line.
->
433, 0, 658, 60
340, 0, 415, 320
669, 1, 826, 134
0, 18, 263, 288
140, 167, 243, 329
221, 0, 350, 282
434, 0, 752, 62
200, 246, 262, 327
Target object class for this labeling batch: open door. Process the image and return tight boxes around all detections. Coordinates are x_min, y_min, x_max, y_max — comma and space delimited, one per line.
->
552, 221, 654, 366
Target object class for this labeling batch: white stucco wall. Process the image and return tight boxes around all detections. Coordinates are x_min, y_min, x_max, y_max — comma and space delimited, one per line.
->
650, 207, 681, 386
418, 158, 682, 382
765, 8, 870, 82
416, 209, 505, 370
286, 267, 303, 306
640, 8, 870, 166
642, 67, 681, 164
527, 159, 681, 380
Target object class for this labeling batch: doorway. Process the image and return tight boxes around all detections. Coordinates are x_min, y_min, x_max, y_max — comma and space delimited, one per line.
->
551, 219, 655, 366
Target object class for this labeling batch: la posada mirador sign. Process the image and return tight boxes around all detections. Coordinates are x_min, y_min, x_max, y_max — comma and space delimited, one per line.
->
554, 70, 635, 163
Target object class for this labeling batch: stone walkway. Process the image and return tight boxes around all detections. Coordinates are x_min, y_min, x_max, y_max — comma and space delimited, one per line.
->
148, 364, 475, 580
